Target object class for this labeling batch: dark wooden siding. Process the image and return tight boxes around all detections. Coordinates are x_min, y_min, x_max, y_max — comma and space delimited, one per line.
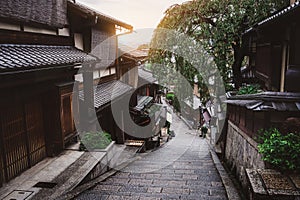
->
25, 99, 46, 167
255, 43, 272, 81
0, 29, 73, 46
0, 103, 29, 181
0, 97, 46, 182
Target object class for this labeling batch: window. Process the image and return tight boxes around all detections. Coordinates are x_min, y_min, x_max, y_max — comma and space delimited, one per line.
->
110, 67, 116, 74
100, 69, 110, 77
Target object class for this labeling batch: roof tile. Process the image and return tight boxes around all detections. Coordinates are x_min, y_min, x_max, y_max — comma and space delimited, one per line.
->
0, 44, 96, 72
138, 66, 157, 84
226, 92, 300, 111
79, 80, 133, 108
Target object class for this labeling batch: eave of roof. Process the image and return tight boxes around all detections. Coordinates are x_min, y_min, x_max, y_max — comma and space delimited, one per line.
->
226, 92, 300, 111
0, 44, 96, 73
138, 66, 157, 84
245, 1, 300, 34
68, 1, 133, 31
79, 80, 133, 108
126, 49, 148, 59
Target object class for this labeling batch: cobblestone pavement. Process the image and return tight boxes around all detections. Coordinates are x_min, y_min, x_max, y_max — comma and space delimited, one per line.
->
75, 112, 228, 200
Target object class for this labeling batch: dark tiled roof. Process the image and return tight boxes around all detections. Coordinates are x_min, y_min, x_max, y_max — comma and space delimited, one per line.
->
79, 80, 133, 108
126, 49, 148, 59
226, 92, 300, 111
258, 1, 300, 26
0, 0, 67, 28
135, 96, 153, 111
245, 1, 300, 33
68, 1, 133, 30
0, 44, 96, 72
138, 66, 157, 84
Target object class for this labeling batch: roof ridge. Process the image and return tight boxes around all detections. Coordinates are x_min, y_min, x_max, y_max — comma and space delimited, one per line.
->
244, 1, 300, 34
68, 0, 133, 30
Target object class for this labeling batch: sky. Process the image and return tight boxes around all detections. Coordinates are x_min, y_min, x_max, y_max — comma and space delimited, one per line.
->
77, 0, 188, 49
77, 0, 187, 29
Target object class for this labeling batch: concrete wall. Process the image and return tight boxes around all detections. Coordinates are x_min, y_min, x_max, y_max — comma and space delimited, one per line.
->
81, 141, 120, 183
225, 120, 265, 188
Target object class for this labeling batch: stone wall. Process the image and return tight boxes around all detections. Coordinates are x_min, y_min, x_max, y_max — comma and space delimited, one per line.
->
225, 120, 265, 188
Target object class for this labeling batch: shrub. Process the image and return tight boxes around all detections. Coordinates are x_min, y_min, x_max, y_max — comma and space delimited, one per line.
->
166, 92, 175, 101
79, 131, 112, 151
257, 128, 300, 172
237, 84, 260, 95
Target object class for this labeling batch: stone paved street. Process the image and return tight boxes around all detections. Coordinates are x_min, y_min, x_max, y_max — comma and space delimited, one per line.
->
75, 112, 228, 200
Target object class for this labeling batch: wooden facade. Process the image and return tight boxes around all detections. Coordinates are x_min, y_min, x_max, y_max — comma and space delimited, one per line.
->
243, 1, 300, 92
0, 0, 96, 185
0, 66, 79, 184
226, 93, 300, 140
0, 0, 133, 186
68, 1, 134, 144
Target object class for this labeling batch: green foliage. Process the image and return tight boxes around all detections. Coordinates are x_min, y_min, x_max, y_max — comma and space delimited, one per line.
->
166, 92, 175, 101
225, 83, 235, 92
257, 128, 300, 172
79, 131, 112, 151
149, 0, 288, 90
166, 92, 181, 112
237, 84, 260, 95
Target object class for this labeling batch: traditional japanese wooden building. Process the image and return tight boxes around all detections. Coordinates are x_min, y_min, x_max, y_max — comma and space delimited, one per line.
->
68, 1, 135, 144
118, 49, 148, 88
242, 1, 300, 92
117, 49, 166, 144
0, 0, 98, 185
221, 1, 300, 190
0, 0, 133, 186
137, 65, 159, 100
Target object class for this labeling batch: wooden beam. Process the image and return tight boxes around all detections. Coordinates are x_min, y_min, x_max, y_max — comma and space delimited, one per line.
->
0, 29, 73, 46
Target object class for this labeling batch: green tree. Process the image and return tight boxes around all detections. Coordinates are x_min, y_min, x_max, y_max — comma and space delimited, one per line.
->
149, 0, 288, 91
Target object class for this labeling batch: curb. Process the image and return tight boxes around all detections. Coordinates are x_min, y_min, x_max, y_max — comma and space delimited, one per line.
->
209, 147, 241, 200
178, 114, 193, 130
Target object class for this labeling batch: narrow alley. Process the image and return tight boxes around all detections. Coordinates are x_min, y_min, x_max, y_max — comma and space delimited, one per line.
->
75, 111, 229, 200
